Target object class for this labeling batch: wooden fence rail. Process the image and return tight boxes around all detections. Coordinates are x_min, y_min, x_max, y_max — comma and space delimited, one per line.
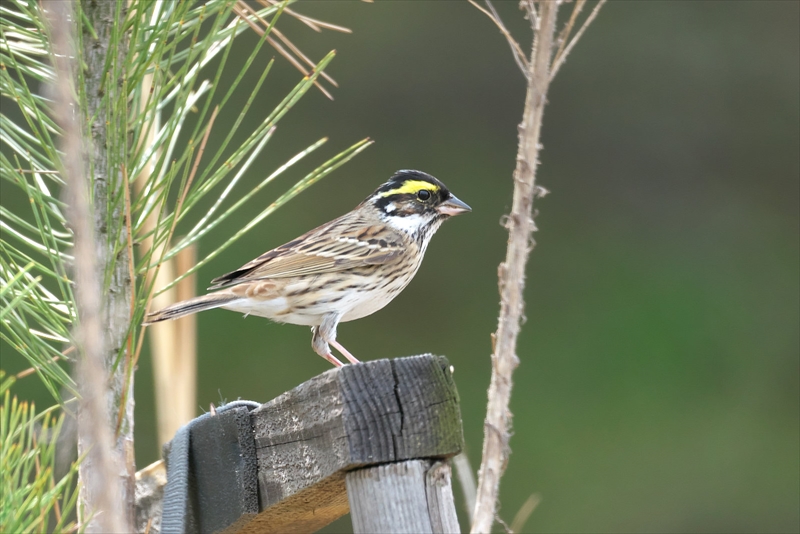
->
136, 354, 464, 534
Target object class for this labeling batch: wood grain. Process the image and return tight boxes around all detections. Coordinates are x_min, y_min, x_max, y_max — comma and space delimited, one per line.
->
247, 354, 463, 533
346, 460, 460, 534
425, 461, 460, 534
146, 355, 463, 533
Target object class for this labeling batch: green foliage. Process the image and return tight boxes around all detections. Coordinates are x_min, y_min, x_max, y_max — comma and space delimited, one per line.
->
2, 0, 369, 526
0, 0, 371, 404
0, 371, 80, 533
1, 0, 78, 402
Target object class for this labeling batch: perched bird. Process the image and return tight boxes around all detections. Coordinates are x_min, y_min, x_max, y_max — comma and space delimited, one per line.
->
144, 170, 471, 367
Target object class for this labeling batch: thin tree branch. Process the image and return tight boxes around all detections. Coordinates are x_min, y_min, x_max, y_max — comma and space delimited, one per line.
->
14, 348, 73, 380
45, 1, 128, 531
469, 0, 606, 531
75, 0, 137, 524
468, 0, 529, 78
553, 0, 586, 67
550, 0, 607, 81
520, 0, 539, 31
173, 243, 198, 441
470, 1, 560, 532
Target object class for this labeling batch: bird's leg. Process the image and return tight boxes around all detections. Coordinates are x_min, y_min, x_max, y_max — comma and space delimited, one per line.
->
320, 351, 344, 368
311, 326, 344, 367
319, 313, 361, 364
329, 340, 360, 364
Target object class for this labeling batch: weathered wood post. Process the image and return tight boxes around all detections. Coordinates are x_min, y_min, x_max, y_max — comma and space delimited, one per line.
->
346, 459, 460, 533
142, 354, 464, 534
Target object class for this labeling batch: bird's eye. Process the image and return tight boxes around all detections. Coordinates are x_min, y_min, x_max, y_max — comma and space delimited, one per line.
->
417, 190, 431, 201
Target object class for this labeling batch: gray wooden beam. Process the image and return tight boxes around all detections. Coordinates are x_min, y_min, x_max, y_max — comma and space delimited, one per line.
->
346, 460, 460, 534
425, 461, 461, 534
241, 354, 464, 534
146, 355, 463, 534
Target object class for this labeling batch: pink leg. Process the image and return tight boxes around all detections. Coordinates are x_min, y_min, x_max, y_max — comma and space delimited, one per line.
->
320, 351, 344, 367
330, 339, 360, 364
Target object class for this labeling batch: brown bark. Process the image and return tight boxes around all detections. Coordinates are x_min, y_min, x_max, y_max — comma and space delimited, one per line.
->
470, 2, 560, 532
47, 0, 134, 529
46, 0, 130, 531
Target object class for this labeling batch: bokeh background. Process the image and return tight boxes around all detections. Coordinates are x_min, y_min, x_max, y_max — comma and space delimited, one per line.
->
6, 1, 799, 532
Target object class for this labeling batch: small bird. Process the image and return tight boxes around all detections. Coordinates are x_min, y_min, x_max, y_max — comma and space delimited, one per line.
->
144, 170, 471, 367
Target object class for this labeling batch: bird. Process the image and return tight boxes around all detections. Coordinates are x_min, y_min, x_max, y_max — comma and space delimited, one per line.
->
143, 170, 471, 367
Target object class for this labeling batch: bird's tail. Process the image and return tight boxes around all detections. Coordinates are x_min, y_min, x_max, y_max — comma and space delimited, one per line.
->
143, 293, 239, 325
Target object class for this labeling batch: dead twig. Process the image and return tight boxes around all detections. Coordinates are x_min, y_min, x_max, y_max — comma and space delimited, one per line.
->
471, 4, 560, 528
469, 0, 606, 531
468, 0, 529, 78
15, 346, 74, 379
550, 0, 607, 81
553, 0, 586, 66
139, 106, 216, 447
520, 0, 538, 30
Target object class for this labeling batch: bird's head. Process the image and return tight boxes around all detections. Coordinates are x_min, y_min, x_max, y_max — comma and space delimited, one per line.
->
363, 170, 471, 239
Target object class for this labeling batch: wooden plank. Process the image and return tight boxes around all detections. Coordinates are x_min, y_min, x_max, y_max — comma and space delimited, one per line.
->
346, 460, 435, 534
235, 474, 348, 534
345, 460, 460, 533
425, 461, 460, 534
244, 354, 463, 534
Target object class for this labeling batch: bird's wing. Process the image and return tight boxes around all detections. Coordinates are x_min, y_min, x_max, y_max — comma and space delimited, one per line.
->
208, 212, 406, 289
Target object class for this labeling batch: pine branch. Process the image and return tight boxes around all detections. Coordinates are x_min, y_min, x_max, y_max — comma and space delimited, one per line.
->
45, 0, 130, 530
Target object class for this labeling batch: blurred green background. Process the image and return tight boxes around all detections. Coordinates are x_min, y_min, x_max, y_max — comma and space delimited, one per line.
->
6, 1, 800, 532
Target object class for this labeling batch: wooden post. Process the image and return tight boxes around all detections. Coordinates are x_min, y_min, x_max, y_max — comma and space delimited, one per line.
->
141, 354, 464, 534
245, 354, 463, 533
346, 460, 460, 534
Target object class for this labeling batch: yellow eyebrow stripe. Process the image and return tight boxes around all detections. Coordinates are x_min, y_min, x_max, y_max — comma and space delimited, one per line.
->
379, 180, 439, 197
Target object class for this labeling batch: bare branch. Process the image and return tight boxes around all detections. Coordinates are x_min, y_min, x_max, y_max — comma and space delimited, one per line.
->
520, 0, 539, 30
45, 1, 129, 531
550, 0, 607, 81
469, 0, 529, 78
553, 0, 586, 66
469, 0, 606, 531
471, 1, 560, 532
485, 0, 530, 78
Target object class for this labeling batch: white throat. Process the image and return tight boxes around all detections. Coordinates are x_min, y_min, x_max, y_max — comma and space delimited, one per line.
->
385, 213, 431, 236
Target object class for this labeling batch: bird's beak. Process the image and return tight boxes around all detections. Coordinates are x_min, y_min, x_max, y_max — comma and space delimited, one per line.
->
437, 194, 472, 216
